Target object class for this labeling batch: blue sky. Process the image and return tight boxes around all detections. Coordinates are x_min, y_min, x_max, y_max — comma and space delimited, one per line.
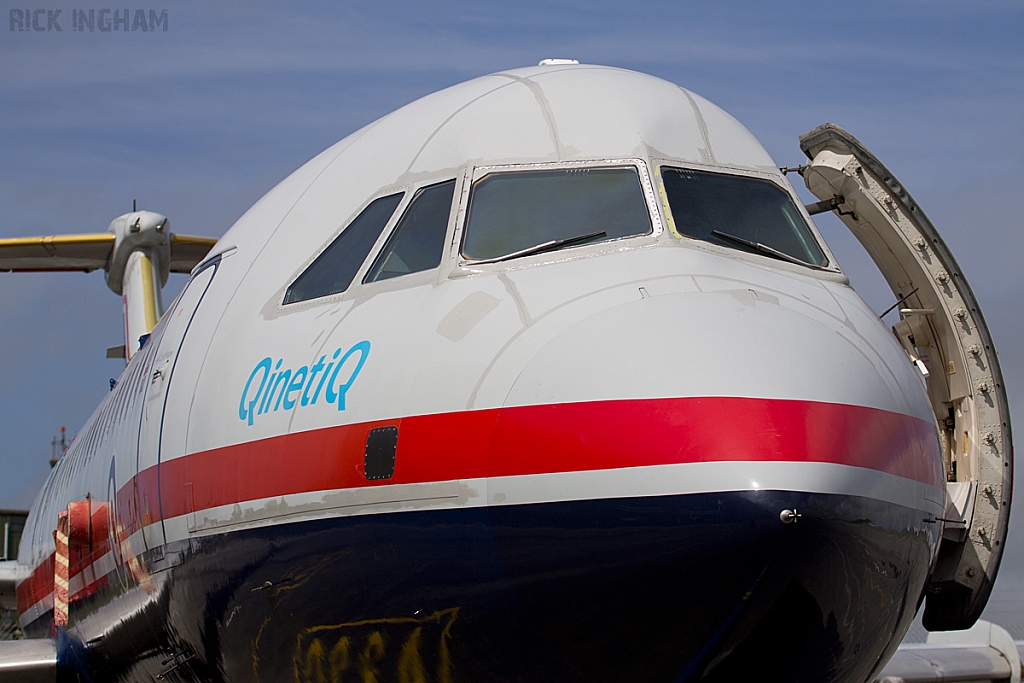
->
2, 0, 1023, 627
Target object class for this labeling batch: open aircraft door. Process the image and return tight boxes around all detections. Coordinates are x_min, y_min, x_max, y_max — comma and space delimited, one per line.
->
799, 124, 1013, 631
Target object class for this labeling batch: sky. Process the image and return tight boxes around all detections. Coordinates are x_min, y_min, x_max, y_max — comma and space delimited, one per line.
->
1, 0, 1023, 633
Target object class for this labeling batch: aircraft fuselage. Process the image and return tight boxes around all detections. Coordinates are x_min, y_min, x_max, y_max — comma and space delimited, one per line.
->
13, 65, 948, 682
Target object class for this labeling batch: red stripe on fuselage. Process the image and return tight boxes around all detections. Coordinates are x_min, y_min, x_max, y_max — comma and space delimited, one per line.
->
18, 397, 943, 618
154, 396, 942, 521
491, 397, 943, 483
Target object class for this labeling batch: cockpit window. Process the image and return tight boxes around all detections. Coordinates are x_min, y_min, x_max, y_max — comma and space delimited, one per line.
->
461, 167, 652, 262
284, 192, 403, 304
662, 168, 827, 267
364, 179, 456, 283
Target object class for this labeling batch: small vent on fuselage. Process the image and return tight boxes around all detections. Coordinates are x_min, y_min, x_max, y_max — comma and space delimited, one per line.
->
364, 426, 398, 481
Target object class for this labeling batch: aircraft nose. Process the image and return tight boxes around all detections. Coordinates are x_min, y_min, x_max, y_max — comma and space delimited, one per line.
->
485, 289, 944, 682
503, 289, 933, 427
496, 289, 943, 490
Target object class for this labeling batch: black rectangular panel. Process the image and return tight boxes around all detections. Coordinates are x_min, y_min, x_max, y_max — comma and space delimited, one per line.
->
364, 426, 398, 481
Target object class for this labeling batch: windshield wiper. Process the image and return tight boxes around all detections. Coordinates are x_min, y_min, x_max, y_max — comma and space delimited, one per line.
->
469, 230, 608, 265
710, 230, 813, 267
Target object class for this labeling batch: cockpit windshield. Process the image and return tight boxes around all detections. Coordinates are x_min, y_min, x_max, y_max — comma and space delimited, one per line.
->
661, 168, 827, 268
461, 167, 652, 262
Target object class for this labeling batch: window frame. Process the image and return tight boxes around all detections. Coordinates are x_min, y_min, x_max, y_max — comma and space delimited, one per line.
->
653, 160, 839, 273
280, 189, 411, 308
362, 178, 460, 285
450, 158, 664, 272
280, 172, 467, 308
281, 193, 405, 306
355, 173, 468, 294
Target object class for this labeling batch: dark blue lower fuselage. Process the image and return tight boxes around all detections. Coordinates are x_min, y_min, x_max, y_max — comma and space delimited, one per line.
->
39, 489, 937, 683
